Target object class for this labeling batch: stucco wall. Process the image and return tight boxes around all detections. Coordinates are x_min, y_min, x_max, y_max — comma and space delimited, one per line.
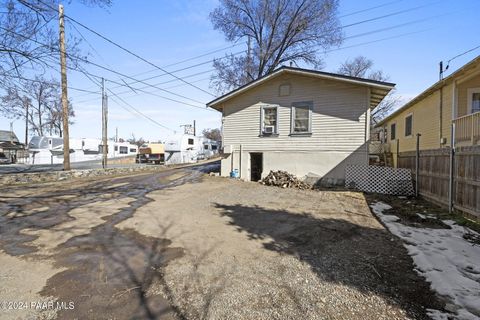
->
221, 146, 367, 185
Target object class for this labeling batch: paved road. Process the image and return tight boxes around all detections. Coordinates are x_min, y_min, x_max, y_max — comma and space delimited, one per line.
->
0, 161, 219, 320
0, 160, 149, 174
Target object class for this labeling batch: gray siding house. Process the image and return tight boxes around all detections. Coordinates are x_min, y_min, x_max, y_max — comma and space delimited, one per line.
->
207, 66, 394, 184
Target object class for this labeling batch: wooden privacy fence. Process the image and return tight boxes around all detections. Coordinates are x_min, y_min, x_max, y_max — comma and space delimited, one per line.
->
397, 146, 479, 218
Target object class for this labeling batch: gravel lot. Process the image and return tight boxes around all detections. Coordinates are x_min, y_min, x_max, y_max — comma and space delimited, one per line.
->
119, 176, 443, 319
0, 166, 443, 319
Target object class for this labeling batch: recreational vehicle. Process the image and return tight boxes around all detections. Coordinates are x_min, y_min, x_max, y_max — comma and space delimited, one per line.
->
164, 134, 219, 164
27, 136, 138, 165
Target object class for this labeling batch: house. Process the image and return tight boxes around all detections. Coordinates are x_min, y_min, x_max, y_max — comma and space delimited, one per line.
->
206, 66, 395, 184
0, 129, 26, 163
376, 55, 480, 167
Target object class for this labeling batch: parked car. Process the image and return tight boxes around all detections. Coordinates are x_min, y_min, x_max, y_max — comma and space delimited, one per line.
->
0, 152, 11, 164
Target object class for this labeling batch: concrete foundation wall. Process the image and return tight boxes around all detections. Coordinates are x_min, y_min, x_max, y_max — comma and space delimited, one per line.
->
221, 148, 367, 185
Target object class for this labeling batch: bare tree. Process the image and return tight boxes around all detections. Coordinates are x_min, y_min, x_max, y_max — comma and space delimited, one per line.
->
202, 128, 221, 141
209, 0, 343, 94
128, 134, 146, 148
0, 0, 111, 87
337, 56, 401, 123
1, 76, 74, 137
44, 97, 75, 136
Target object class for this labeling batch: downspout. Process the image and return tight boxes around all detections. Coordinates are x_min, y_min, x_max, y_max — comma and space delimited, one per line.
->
448, 81, 457, 213
365, 88, 371, 164
239, 144, 242, 179
439, 86, 443, 147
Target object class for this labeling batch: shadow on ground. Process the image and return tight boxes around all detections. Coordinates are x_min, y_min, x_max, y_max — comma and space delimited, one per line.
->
214, 202, 445, 319
0, 163, 219, 319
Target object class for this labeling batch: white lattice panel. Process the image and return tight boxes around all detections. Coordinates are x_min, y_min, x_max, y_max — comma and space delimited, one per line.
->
345, 165, 414, 195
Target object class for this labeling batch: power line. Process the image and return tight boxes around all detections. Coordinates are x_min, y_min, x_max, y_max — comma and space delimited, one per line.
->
324, 29, 432, 54
342, 1, 439, 29
35, 0, 215, 97
68, 61, 212, 112
132, 42, 245, 78
447, 44, 480, 65
339, 0, 404, 19
344, 13, 447, 41
0, 25, 206, 106
105, 50, 245, 93
79, 68, 216, 102
0, 72, 100, 94
75, 65, 175, 132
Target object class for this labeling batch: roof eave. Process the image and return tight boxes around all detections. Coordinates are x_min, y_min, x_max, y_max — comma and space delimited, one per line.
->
206, 66, 395, 110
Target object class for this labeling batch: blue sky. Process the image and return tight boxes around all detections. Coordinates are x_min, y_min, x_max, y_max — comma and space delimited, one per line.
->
2, 0, 480, 143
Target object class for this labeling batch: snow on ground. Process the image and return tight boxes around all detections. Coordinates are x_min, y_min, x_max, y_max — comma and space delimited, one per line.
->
370, 202, 480, 320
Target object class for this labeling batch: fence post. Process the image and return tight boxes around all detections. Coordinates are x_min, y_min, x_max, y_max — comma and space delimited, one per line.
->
415, 133, 421, 197
449, 123, 455, 213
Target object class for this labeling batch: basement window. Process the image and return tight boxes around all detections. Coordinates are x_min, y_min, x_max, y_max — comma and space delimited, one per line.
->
405, 114, 413, 137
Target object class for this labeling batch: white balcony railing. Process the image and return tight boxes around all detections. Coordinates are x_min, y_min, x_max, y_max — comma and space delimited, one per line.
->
453, 111, 480, 145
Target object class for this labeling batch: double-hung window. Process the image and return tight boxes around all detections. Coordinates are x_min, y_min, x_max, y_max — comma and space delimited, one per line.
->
291, 102, 312, 134
405, 114, 413, 137
390, 123, 396, 141
261, 105, 278, 135
468, 88, 480, 114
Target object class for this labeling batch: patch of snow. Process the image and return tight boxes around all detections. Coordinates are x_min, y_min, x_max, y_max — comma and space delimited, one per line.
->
417, 213, 426, 219
370, 202, 480, 320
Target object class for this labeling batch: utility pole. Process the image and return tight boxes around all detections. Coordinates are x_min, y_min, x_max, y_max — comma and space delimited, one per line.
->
102, 78, 108, 169
246, 36, 251, 81
115, 127, 118, 142
193, 120, 196, 136
59, 4, 70, 171
9, 122, 13, 144
24, 101, 28, 146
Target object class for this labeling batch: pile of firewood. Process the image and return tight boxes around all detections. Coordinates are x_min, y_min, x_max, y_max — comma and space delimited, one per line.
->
260, 170, 312, 190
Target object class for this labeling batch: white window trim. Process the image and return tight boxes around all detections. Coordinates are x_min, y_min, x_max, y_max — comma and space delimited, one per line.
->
467, 87, 480, 114
290, 101, 313, 135
404, 113, 413, 138
260, 104, 279, 136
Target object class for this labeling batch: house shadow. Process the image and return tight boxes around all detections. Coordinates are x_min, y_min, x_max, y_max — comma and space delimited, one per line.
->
214, 202, 445, 319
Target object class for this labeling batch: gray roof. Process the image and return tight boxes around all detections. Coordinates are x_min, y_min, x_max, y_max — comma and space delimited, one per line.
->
207, 66, 395, 111
0, 130, 19, 143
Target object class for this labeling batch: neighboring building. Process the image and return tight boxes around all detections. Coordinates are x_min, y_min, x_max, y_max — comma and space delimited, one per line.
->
27, 136, 138, 165
164, 134, 219, 165
0, 130, 26, 163
206, 66, 395, 184
377, 55, 480, 167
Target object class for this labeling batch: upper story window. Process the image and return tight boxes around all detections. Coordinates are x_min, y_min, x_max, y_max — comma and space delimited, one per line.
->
390, 123, 396, 140
468, 88, 480, 113
261, 105, 278, 135
291, 102, 312, 134
405, 114, 413, 137
188, 138, 194, 145
119, 146, 128, 154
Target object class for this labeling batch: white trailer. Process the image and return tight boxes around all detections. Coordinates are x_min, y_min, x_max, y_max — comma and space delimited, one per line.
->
27, 136, 138, 165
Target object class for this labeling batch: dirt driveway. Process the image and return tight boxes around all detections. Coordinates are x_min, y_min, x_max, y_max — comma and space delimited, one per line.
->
0, 164, 442, 319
